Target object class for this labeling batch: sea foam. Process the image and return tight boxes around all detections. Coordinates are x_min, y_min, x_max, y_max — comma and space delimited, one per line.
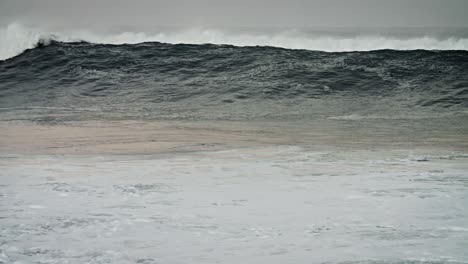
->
2, 23, 468, 60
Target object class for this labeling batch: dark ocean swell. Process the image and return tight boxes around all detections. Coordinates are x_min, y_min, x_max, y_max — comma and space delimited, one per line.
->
1, 41, 468, 121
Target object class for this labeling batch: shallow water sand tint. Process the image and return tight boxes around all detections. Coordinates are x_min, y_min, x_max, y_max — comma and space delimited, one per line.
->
1, 121, 467, 263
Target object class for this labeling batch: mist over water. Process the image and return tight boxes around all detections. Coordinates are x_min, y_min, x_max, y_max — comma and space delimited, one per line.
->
2, 23, 468, 61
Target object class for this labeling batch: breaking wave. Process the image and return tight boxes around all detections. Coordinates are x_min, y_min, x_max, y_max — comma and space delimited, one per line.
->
1, 35, 467, 121
2, 23, 468, 61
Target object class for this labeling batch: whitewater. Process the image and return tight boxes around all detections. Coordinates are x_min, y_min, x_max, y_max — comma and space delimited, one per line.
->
1, 120, 468, 264
1, 22, 468, 264
2, 23, 468, 60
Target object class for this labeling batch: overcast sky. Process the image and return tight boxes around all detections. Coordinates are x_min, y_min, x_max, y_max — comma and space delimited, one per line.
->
1, 0, 467, 29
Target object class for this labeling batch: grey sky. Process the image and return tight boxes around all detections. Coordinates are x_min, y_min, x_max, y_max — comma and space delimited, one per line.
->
1, 0, 467, 29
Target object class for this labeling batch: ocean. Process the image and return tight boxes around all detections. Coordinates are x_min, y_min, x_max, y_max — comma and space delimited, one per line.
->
0, 24, 467, 263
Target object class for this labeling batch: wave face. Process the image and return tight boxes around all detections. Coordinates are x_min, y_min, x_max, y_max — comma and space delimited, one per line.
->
1, 40, 468, 121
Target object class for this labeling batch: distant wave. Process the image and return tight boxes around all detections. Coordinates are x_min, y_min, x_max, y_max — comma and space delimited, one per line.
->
2, 23, 468, 60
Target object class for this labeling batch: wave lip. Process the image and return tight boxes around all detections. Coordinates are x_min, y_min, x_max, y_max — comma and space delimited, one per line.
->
2, 23, 468, 60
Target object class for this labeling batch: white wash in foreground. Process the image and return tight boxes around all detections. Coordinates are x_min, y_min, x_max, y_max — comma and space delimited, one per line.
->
1, 146, 467, 264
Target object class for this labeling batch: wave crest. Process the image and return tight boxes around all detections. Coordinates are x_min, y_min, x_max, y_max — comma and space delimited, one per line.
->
1, 23, 468, 60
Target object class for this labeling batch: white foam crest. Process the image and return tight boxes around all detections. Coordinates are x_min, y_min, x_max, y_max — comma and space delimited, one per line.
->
0, 23, 44, 60
1, 23, 468, 60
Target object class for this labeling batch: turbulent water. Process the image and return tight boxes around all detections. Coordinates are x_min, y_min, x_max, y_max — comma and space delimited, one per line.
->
1, 25, 468, 264
1, 37, 468, 122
